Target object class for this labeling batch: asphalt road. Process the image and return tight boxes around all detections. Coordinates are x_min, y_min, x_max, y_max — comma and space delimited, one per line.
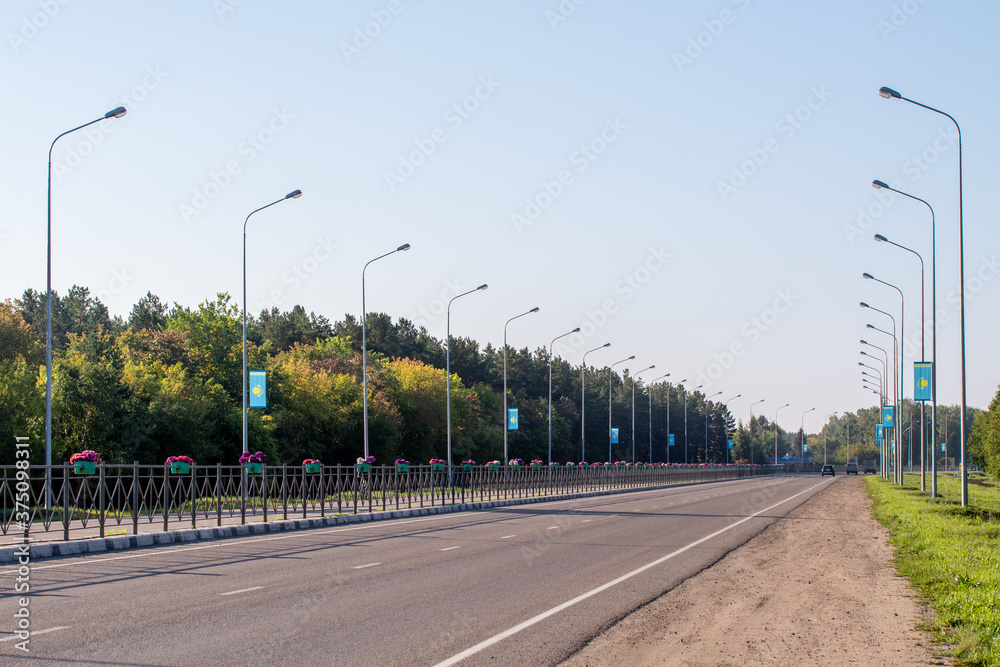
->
0, 475, 831, 666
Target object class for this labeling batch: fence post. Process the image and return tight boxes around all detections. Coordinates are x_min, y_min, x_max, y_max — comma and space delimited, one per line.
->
282, 463, 288, 521
190, 463, 197, 529
132, 461, 139, 535
262, 465, 268, 523
162, 463, 169, 532
216, 463, 222, 527
62, 464, 70, 541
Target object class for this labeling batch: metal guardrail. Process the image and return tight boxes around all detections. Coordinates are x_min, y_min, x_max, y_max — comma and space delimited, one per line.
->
1, 463, 782, 542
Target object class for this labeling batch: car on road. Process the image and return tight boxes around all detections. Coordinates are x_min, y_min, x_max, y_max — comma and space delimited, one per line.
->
821, 465, 835, 477
845, 462, 858, 475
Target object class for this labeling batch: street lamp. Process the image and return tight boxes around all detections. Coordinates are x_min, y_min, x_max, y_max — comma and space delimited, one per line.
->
669, 378, 687, 464
867, 321, 898, 481
650, 374, 671, 462
823, 412, 838, 465
704, 391, 722, 463
631, 365, 655, 463
549, 328, 581, 464
45, 106, 128, 491
681, 381, 703, 464
877, 86, 967, 506
242, 190, 302, 456
749, 399, 764, 466
447, 284, 488, 481
722, 394, 741, 465
608, 356, 634, 462
504, 307, 540, 463
581, 343, 611, 462
874, 232, 928, 491
774, 403, 790, 464
362, 243, 411, 459
800, 407, 816, 465
864, 272, 905, 483
873, 179, 938, 497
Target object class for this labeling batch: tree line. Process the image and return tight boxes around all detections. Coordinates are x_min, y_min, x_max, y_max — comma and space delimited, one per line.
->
1, 286, 996, 476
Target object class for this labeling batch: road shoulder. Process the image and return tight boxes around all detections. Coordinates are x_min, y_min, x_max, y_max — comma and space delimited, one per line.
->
561, 476, 949, 666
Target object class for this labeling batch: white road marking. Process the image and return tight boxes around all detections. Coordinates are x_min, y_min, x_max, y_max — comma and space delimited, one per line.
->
0, 514, 463, 575
501, 535, 517, 539
220, 586, 263, 596
631, 509, 640, 512
440, 546, 460, 551
0, 626, 70, 641
352, 562, 382, 569
582, 520, 592, 523
434, 479, 829, 666
547, 526, 559, 530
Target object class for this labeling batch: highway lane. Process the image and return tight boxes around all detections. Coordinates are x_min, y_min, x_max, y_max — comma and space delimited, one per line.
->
0, 475, 831, 666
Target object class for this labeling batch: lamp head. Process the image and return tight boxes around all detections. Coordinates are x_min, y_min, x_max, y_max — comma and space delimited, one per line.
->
105, 106, 127, 119
860, 339, 868, 345
866, 324, 876, 329
627, 355, 635, 361
476, 284, 488, 291
397, 243, 411, 252
679, 378, 687, 383
860, 302, 870, 309
874, 234, 888, 243
862, 272, 874, 280
601, 342, 610, 348
694, 384, 703, 390
872, 179, 890, 190
878, 86, 901, 99
285, 190, 303, 199
530, 307, 540, 313
571, 327, 581, 333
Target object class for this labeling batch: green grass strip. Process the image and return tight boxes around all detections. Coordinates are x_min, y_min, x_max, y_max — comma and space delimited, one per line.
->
865, 472, 1000, 666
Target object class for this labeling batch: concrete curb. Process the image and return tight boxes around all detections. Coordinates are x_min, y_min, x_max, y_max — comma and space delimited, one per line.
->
0, 477, 751, 564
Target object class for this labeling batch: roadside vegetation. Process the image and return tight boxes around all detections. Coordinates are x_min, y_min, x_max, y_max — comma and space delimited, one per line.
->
866, 472, 1000, 666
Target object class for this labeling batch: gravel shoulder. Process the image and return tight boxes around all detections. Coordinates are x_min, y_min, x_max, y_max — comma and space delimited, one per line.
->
561, 476, 949, 667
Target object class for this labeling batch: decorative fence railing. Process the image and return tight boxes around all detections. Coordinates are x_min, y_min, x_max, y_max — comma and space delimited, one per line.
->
0, 463, 782, 542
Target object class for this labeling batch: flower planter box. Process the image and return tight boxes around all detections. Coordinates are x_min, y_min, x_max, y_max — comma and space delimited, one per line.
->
170, 462, 191, 474
396, 464, 410, 473
487, 464, 500, 470
303, 463, 322, 474
355, 463, 371, 473
431, 463, 444, 472
511, 464, 521, 470
244, 462, 263, 474
73, 461, 97, 475
462, 464, 474, 472
531, 464, 543, 470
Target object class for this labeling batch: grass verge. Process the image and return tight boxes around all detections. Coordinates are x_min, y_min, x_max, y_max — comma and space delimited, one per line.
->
865, 472, 1000, 666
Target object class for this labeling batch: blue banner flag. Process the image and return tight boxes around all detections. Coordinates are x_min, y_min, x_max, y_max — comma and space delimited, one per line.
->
803, 444, 808, 453
249, 370, 267, 408
727, 438, 733, 450
942, 442, 946, 452
876, 423, 883, 441
611, 428, 619, 444
507, 409, 518, 431
882, 406, 894, 426
914, 362, 933, 401
668, 434, 675, 447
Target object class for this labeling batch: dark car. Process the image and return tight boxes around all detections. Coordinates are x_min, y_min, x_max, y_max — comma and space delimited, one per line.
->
821, 465, 835, 477
845, 462, 859, 475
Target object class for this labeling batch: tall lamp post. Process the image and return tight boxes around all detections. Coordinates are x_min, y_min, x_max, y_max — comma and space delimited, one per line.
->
873, 179, 937, 497
800, 407, 816, 466
243, 190, 302, 456
45, 106, 128, 492
864, 272, 905, 484
749, 399, 764, 466
669, 379, 687, 464
877, 86, 967, 505
774, 403, 790, 464
549, 328, 581, 464
867, 322, 898, 481
362, 243, 411, 459
681, 381, 703, 464
874, 232, 927, 491
609, 356, 635, 462
703, 391, 722, 463
580, 343, 610, 462
630, 365, 656, 463
447, 284, 488, 483
504, 307, 540, 464
650, 374, 671, 462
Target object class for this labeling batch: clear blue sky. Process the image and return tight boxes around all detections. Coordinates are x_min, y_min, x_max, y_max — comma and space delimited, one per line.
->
3, 0, 997, 432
